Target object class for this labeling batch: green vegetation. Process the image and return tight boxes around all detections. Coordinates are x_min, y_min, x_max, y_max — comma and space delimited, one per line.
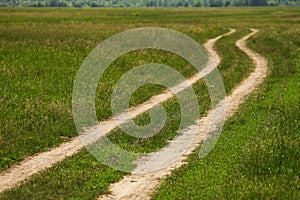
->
106, 29, 253, 155
0, 7, 299, 199
0, 8, 225, 171
1, 0, 299, 7
1, 150, 126, 199
153, 18, 300, 200
0, 27, 253, 200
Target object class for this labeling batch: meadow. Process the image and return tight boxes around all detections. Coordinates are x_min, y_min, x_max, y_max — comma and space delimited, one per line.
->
0, 7, 299, 199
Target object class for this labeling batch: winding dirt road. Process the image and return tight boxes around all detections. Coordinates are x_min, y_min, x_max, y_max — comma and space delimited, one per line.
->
99, 29, 268, 200
0, 30, 235, 193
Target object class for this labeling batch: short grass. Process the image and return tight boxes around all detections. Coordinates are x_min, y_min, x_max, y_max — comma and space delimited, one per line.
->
0, 6, 299, 200
152, 19, 300, 200
0, 27, 253, 199
0, 9, 224, 171
1, 7, 298, 171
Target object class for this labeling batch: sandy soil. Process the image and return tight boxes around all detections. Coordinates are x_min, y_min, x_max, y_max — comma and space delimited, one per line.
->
0, 30, 235, 193
98, 29, 267, 200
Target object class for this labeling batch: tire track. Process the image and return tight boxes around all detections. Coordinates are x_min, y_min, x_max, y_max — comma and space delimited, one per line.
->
99, 29, 267, 200
0, 29, 235, 193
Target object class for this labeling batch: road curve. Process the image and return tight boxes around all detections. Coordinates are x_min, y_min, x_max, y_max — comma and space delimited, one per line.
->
0, 29, 235, 194
99, 29, 267, 200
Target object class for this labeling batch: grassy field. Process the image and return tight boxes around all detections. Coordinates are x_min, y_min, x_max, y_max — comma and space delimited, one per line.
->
0, 6, 299, 199
152, 25, 300, 199
0, 7, 228, 171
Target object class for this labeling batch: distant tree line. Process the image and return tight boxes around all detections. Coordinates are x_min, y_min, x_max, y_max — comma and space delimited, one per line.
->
0, 0, 299, 7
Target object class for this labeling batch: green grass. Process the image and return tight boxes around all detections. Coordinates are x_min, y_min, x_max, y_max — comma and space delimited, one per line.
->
152, 21, 300, 200
1, 149, 126, 200
0, 6, 299, 200
0, 12, 224, 171
106, 29, 253, 154
1, 7, 298, 171
0, 27, 253, 199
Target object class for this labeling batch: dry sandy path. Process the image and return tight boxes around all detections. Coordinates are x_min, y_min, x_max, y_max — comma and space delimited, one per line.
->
0, 30, 235, 193
99, 29, 267, 200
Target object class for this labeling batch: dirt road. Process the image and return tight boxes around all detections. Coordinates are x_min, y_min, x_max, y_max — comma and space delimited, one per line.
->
99, 29, 267, 200
0, 29, 235, 193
